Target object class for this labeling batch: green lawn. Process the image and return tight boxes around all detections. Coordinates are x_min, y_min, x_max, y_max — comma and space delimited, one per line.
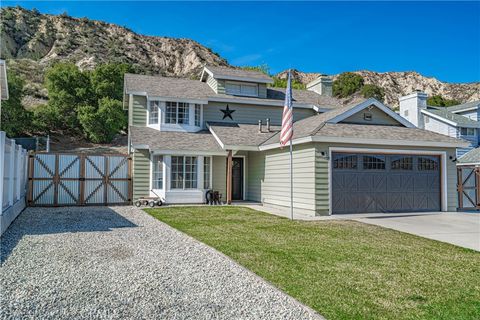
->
145, 206, 480, 320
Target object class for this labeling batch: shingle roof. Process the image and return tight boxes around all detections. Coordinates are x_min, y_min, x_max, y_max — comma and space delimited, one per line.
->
207, 122, 280, 148
424, 108, 479, 127
124, 73, 342, 108
130, 126, 223, 152
457, 147, 480, 164
204, 65, 273, 83
445, 101, 480, 113
312, 123, 468, 144
124, 73, 212, 101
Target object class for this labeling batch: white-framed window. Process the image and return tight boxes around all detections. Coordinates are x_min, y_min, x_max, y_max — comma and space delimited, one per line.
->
204, 157, 211, 189
195, 104, 201, 127
171, 156, 198, 189
166, 101, 189, 124
148, 100, 159, 125
460, 127, 476, 136
225, 81, 258, 97
152, 155, 163, 189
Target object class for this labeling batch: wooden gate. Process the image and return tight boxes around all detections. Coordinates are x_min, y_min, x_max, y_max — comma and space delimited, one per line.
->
28, 153, 132, 206
457, 166, 480, 210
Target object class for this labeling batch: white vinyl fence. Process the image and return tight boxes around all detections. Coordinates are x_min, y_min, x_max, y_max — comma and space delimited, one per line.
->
0, 131, 28, 235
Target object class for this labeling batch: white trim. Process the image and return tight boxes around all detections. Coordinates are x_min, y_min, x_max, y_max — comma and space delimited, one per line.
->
327, 147, 449, 215
450, 106, 479, 114
259, 135, 469, 151
225, 81, 259, 97
207, 123, 263, 151
132, 144, 149, 150
205, 124, 225, 149
421, 109, 480, 128
457, 162, 480, 166
328, 98, 415, 128
0, 132, 5, 212
151, 149, 227, 156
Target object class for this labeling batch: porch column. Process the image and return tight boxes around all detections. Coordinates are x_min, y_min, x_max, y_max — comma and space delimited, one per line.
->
226, 150, 232, 204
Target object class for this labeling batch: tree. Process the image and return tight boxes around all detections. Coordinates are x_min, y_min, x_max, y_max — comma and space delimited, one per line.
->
333, 72, 364, 98
90, 63, 133, 101
360, 84, 385, 102
0, 71, 32, 137
44, 62, 93, 130
427, 95, 460, 107
272, 77, 306, 90
77, 98, 126, 143
240, 64, 270, 75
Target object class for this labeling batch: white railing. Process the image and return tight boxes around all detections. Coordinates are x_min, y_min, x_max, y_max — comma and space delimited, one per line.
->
0, 131, 28, 235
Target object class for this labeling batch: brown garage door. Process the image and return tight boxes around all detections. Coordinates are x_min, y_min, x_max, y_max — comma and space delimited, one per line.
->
332, 153, 441, 214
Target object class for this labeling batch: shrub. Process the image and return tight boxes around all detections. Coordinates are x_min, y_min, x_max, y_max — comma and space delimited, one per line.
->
427, 95, 460, 107
333, 72, 364, 98
0, 71, 32, 137
360, 84, 385, 102
77, 98, 126, 143
272, 77, 306, 90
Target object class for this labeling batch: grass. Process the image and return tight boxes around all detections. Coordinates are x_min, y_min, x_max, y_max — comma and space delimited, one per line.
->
145, 206, 480, 320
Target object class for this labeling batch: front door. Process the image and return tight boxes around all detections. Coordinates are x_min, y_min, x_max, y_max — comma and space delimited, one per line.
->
231, 158, 244, 200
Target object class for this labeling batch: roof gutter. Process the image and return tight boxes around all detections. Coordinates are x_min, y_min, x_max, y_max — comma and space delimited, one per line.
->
259, 135, 470, 151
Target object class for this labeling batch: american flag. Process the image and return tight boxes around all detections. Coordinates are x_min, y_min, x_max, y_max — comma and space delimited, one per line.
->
280, 70, 293, 146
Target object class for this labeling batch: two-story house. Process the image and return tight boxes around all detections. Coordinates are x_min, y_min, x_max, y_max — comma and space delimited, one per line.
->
399, 92, 479, 159
125, 66, 467, 215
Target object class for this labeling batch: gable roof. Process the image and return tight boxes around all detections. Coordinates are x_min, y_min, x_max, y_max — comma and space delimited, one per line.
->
423, 107, 480, 128
201, 65, 273, 84
124, 73, 342, 109
457, 147, 480, 164
124, 73, 211, 102
261, 99, 468, 149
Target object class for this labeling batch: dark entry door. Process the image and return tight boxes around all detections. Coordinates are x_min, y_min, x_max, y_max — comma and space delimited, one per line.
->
231, 158, 244, 200
332, 153, 441, 214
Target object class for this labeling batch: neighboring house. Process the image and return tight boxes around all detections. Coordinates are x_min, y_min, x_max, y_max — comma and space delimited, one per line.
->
125, 66, 468, 215
456, 147, 480, 166
399, 92, 479, 158
0, 59, 8, 101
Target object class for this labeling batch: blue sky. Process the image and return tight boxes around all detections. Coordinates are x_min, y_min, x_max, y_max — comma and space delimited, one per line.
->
4, 1, 480, 83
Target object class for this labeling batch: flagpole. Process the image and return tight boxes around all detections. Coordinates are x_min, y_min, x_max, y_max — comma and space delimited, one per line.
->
289, 138, 293, 220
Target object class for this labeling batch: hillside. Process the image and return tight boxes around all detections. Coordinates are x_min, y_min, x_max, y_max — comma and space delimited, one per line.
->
276, 69, 480, 108
1, 6, 479, 110
0, 6, 228, 106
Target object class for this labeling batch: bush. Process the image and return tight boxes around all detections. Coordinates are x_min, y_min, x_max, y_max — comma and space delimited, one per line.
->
0, 71, 32, 137
427, 95, 460, 107
272, 77, 306, 90
360, 84, 384, 102
90, 63, 133, 101
77, 98, 126, 143
333, 72, 364, 98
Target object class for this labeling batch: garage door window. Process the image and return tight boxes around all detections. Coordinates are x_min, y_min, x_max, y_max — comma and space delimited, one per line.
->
363, 155, 385, 170
418, 156, 439, 171
391, 156, 413, 170
333, 154, 357, 169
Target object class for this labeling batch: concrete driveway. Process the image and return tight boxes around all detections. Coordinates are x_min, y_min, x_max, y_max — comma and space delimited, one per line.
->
353, 212, 480, 251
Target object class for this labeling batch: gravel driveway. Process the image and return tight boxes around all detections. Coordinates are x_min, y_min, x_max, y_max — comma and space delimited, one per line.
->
0, 206, 321, 320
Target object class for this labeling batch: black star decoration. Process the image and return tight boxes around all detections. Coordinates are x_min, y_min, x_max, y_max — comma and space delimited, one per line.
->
220, 104, 235, 120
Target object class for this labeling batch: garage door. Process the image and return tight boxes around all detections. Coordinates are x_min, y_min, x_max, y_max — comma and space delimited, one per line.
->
332, 153, 441, 214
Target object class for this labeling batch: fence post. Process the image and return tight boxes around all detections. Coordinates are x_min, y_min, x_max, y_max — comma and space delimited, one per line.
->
8, 138, 15, 206
46, 135, 50, 152
0, 132, 5, 212
16, 145, 21, 201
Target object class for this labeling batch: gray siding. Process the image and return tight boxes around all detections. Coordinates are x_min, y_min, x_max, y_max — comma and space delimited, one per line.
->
212, 155, 226, 198
133, 149, 150, 200
247, 144, 318, 216
341, 106, 402, 126
131, 95, 147, 126
204, 102, 315, 125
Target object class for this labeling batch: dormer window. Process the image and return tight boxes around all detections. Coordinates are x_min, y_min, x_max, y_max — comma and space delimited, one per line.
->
225, 81, 258, 97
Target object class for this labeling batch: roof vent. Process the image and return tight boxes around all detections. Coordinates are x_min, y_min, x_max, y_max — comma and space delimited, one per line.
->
258, 120, 263, 133
266, 118, 271, 132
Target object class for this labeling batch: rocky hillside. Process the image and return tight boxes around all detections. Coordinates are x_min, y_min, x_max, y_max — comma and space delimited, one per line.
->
1, 6, 228, 106
2, 6, 479, 109
276, 69, 480, 108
